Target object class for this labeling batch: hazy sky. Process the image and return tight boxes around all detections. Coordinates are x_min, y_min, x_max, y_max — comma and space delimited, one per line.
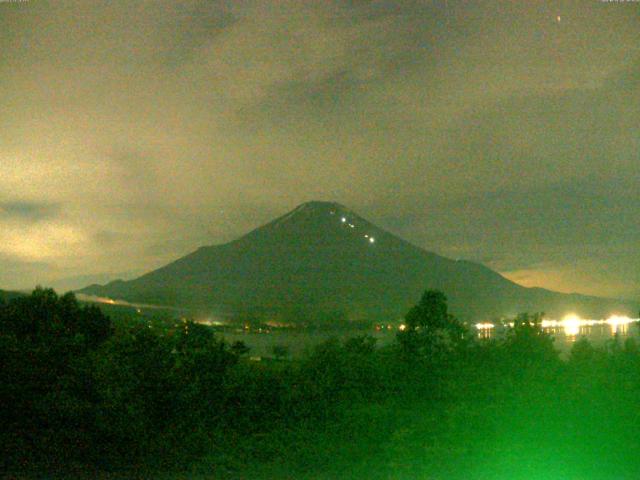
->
1, 0, 638, 299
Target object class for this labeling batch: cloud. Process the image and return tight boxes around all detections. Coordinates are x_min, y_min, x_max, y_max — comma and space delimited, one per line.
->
0, 201, 60, 222
0, 252, 53, 290
0, 0, 637, 298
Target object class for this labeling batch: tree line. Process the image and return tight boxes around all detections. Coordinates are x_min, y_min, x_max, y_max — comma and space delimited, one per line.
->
2, 287, 640, 479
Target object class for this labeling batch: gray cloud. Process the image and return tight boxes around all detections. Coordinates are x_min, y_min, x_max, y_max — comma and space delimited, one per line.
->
0, 201, 60, 222
0, 253, 53, 290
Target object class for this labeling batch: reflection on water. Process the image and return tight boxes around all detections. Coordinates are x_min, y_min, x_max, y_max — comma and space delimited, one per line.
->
475, 315, 640, 344
219, 315, 639, 359
475, 322, 494, 340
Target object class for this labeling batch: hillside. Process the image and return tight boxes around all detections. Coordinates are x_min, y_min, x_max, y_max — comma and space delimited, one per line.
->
0, 289, 24, 303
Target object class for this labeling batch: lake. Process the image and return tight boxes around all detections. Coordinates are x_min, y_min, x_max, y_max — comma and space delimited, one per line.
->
219, 316, 640, 359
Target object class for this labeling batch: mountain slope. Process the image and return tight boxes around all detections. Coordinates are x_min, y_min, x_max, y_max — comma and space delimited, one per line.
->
0, 289, 25, 302
80, 201, 636, 322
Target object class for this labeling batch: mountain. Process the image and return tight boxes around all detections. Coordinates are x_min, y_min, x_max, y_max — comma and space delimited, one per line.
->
80, 201, 637, 322
48, 270, 144, 293
0, 289, 24, 303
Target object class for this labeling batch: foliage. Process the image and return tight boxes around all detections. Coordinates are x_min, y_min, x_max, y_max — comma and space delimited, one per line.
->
271, 344, 290, 360
502, 312, 559, 369
0, 288, 112, 471
397, 289, 465, 359
3, 288, 640, 479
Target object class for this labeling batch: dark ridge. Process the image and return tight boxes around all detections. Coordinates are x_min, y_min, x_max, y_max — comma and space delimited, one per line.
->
0, 289, 26, 302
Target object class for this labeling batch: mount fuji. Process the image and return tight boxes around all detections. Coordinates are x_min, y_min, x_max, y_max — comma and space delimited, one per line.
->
79, 201, 636, 323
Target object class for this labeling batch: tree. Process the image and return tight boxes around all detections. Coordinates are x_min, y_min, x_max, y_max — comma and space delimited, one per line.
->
405, 290, 450, 331
503, 312, 558, 367
1, 287, 112, 348
230, 340, 250, 357
344, 335, 377, 355
272, 344, 290, 360
0, 288, 113, 470
397, 289, 464, 357
569, 337, 596, 365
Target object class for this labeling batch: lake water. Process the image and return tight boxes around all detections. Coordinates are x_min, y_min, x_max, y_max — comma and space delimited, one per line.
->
476, 316, 640, 354
219, 317, 640, 359
220, 330, 395, 358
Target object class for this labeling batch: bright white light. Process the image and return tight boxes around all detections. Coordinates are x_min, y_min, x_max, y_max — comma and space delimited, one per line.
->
364, 234, 369, 238
607, 315, 633, 326
475, 323, 495, 330
607, 315, 633, 334
341, 217, 346, 222
561, 314, 581, 336
349, 223, 355, 228
369, 237, 375, 243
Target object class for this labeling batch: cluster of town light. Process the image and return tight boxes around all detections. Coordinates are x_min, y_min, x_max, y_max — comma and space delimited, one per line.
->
475, 314, 639, 336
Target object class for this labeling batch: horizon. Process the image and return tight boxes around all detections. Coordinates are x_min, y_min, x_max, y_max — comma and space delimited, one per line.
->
3, 198, 639, 303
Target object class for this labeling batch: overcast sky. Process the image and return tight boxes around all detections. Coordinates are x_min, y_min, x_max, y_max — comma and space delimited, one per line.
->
0, 0, 638, 299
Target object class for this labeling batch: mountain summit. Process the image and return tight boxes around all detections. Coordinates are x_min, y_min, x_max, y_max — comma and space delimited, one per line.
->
80, 202, 636, 322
